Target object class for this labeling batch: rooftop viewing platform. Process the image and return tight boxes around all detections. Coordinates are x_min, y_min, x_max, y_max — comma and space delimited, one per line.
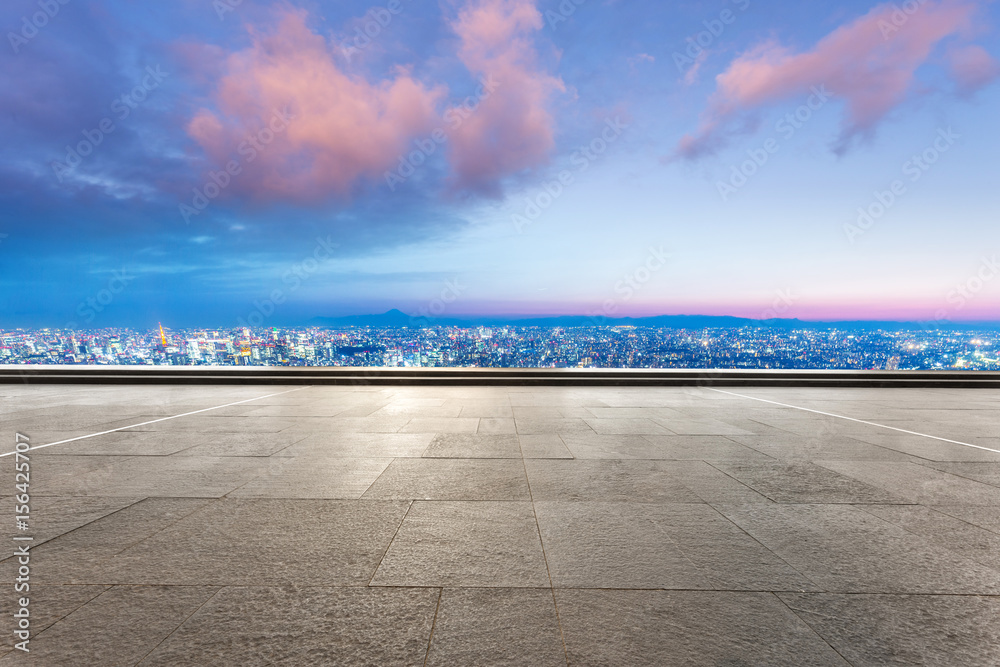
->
2, 379, 998, 664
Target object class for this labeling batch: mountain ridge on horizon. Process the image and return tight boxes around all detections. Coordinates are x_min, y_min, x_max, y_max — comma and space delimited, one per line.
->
308, 309, 1000, 330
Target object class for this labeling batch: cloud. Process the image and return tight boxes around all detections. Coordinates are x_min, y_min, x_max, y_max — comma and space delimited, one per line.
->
947, 44, 1000, 94
682, 50, 708, 86
185, 2, 563, 202
446, 0, 565, 195
186, 9, 445, 202
629, 53, 656, 67
674, 0, 996, 160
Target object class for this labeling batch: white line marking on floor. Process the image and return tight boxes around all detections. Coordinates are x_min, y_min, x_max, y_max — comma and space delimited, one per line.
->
706, 387, 1000, 455
3, 386, 312, 457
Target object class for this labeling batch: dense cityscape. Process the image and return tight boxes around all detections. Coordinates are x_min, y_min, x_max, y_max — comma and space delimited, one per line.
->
2, 325, 999, 370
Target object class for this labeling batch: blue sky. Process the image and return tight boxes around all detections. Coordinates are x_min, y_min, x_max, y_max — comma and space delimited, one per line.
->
1, 0, 998, 327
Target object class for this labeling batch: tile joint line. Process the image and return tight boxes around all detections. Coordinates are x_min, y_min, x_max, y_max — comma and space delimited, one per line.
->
1, 386, 312, 457
705, 387, 1000, 454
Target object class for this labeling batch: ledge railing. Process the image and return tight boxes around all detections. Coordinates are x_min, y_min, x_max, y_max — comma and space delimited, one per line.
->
2, 365, 999, 387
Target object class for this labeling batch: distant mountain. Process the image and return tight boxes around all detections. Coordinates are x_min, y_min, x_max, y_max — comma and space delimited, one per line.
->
310, 309, 467, 327
484, 314, 756, 328
310, 310, 1000, 330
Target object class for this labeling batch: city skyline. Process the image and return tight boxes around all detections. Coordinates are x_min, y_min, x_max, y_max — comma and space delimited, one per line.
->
2, 0, 999, 326
14, 301, 1000, 333
4, 323, 999, 371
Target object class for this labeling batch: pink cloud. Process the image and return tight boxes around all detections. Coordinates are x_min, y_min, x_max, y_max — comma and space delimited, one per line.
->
186, 9, 445, 202
446, 0, 565, 195
674, 0, 994, 160
629, 53, 657, 68
947, 44, 1000, 94
682, 50, 709, 87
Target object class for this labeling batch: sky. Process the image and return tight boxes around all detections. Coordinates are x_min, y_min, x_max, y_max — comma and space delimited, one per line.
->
1, 0, 999, 327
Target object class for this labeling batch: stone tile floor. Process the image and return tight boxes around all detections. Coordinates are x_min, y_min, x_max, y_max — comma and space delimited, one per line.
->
0, 384, 998, 665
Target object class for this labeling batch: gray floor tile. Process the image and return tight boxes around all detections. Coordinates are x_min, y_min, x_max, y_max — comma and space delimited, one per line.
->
50, 431, 205, 456
640, 435, 776, 461
583, 418, 673, 435
713, 461, 906, 503
534, 501, 813, 590
524, 460, 703, 503
557, 590, 849, 666
318, 416, 413, 433
514, 418, 595, 435
665, 460, 773, 504
558, 433, 656, 459
477, 417, 518, 434
141, 587, 439, 666
755, 417, 887, 439
1, 495, 141, 545
2, 455, 124, 496
459, 405, 515, 418
54, 456, 272, 497
585, 407, 686, 419
227, 457, 393, 498
371, 501, 549, 587
817, 460, 1000, 505
387, 397, 448, 407
171, 431, 308, 457
846, 434, 1000, 461
719, 504, 1000, 594
512, 406, 593, 419
122, 416, 295, 433
423, 433, 522, 458
970, 436, 1000, 450
2, 413, 164, 435
877, 421, 1000, 440
8, 429, 112, 446
370, 405, 464, 419
932, 504, 1000, 533
426, 588, 565, 667
727, 433, 918, 461
16, 498, 215, 584
518, 434, 573, 459
861, 504, 1000, 570
67, 499, 410, 586
653, 418, 755, 435
0, 585, 109, 653
645, 504, 819, 592
281, 432, 434, 458
361, 459, 531, 500
780, 593, 1000, 667
918, 461, 1000, 487
535, 502, 715, 589
400, 417, 480, 433
0, 586, 218, 666
241, 403, 366, 418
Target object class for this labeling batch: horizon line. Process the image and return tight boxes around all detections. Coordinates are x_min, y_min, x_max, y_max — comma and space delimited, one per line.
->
6, 311, 1000, 330
309, 310, 1000, 325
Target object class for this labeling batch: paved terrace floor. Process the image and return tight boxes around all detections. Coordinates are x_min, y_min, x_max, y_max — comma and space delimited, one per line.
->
1, 384, 999, 666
